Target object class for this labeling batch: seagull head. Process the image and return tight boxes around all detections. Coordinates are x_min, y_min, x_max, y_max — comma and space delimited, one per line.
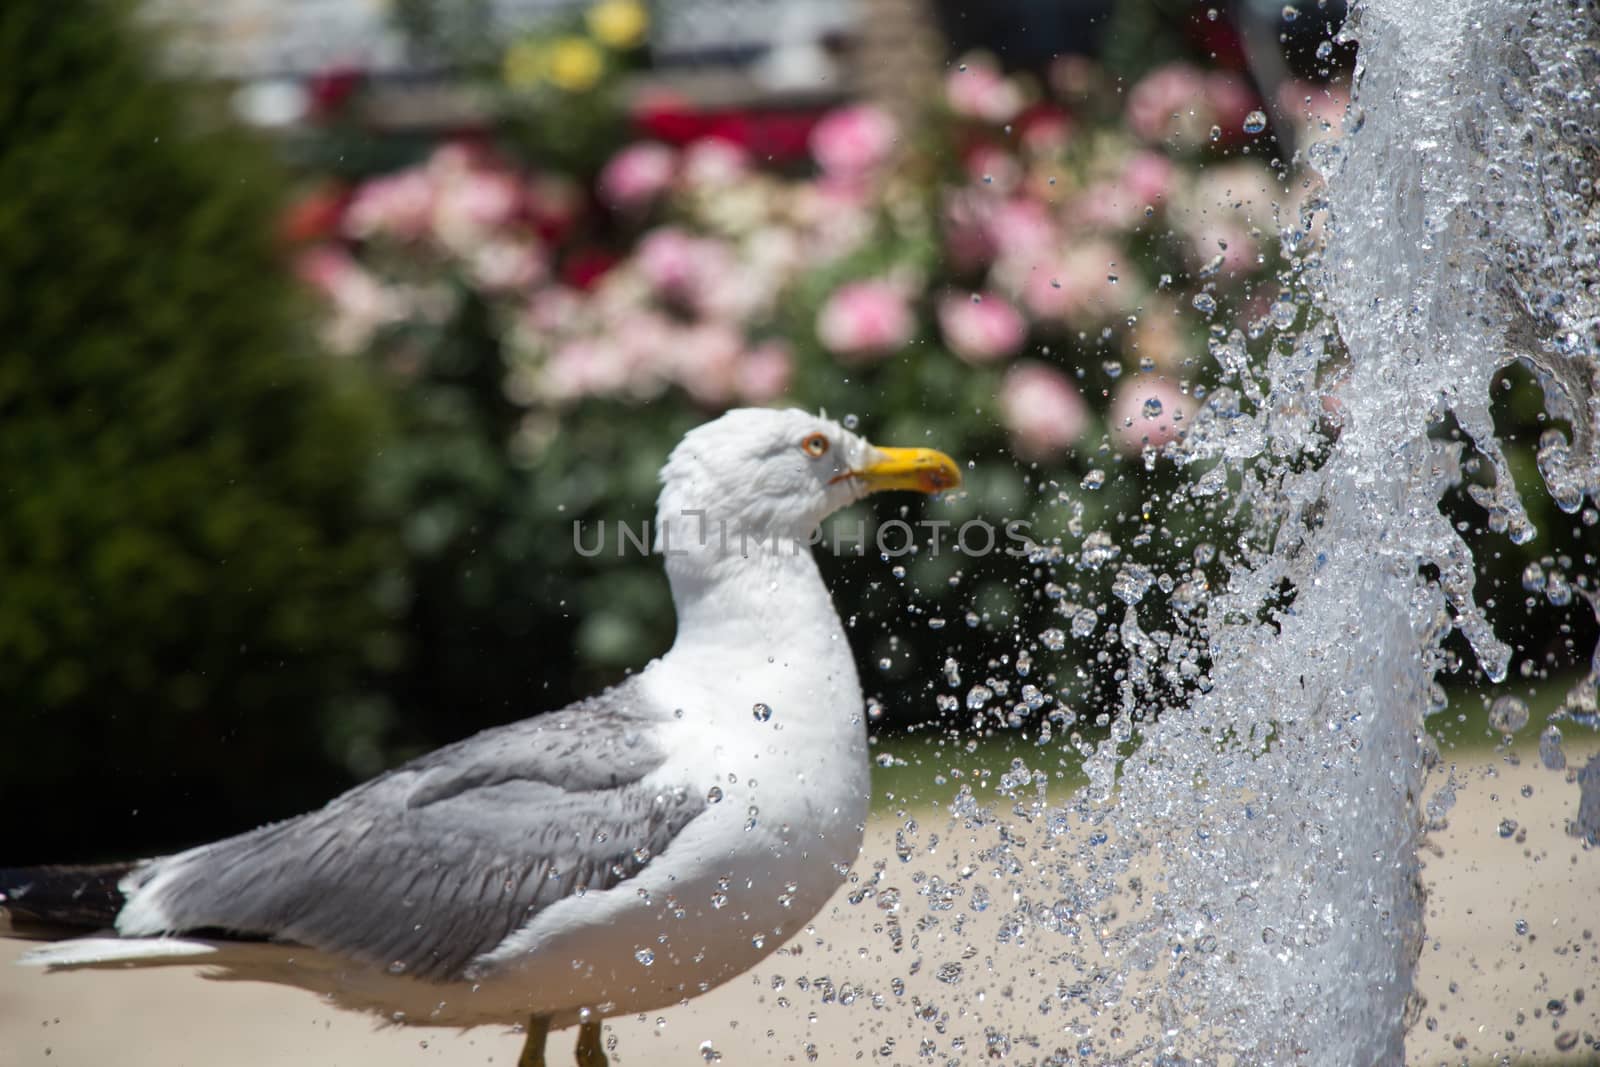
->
655, 408, 962, 546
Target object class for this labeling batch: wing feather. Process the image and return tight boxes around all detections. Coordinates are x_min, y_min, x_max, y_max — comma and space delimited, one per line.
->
119, 679, 704, 980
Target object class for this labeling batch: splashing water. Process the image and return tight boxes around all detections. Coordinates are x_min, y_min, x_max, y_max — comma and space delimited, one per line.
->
1094, 0, 1593, 1060
899, 1, 1599, 1064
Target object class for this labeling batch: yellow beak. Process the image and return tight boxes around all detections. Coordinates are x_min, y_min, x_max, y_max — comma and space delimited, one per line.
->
846, 446, 963, 495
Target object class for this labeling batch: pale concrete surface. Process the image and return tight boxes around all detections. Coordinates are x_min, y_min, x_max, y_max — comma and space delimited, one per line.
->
1, 750, 1595, 1066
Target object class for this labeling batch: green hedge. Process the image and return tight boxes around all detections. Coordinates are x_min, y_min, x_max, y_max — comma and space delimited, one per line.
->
0, 2, 398, 858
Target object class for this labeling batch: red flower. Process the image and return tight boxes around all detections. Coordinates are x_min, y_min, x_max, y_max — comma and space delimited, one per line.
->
633, 90, 703, 143
307, 66, 364, 121
281, 184, 349, 244
562, 247, 621, 290
631, 90, 821, 161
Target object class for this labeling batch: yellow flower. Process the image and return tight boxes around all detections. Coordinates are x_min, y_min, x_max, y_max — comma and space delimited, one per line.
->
546, 36, 605, 93
586, 0, 649, 50
503, 38, 545, 91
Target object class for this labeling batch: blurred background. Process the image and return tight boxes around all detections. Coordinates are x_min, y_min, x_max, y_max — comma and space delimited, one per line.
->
2, 0, 1588, 866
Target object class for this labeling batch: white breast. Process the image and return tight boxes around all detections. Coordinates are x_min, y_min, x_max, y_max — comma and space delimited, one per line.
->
465, 550, 871, 1027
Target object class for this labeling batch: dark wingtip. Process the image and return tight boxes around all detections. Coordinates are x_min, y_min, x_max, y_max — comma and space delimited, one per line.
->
0, 863, 133, 932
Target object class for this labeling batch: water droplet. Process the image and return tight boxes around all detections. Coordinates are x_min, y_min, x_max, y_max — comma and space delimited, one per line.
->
1488, 695, 1528, 735
1243, 110, 1268, 134
752, 702, 773, 723
1039, 627, 1066, 651
1070, 609, 1097, 639
635, 948, 655, 966
706, 785, 724, 804
842, 413, 859, 430
1082, 530, 1121, 568
1540, 725, 1566, 770
1112, 564, 1155, 605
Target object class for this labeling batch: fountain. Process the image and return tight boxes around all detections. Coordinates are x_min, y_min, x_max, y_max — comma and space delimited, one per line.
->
927, 1, 1599, 1063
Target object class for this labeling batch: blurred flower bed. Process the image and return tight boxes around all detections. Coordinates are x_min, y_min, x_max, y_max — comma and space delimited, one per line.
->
282, 1, 1352, 751
296, 52, 1346, 459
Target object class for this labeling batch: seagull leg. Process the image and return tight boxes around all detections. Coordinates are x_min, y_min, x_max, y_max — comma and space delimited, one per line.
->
517, 1015, 550, 1067
574, 1020, 607, 1067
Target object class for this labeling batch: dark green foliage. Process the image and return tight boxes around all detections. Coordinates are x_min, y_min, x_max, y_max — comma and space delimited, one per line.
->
0, 2, 397, 859
354, 288, 689, 753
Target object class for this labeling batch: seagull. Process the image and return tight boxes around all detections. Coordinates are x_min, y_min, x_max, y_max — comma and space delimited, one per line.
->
1, 407, 961, 1067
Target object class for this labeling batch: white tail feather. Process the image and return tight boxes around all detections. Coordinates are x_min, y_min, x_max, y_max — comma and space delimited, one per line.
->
19, 937, 216, 969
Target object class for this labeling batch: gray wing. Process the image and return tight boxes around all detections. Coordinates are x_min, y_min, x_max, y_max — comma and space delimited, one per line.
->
124, 678, 705, 981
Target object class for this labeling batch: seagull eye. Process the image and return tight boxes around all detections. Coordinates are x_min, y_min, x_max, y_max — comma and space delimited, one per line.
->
801, 433, 830, 458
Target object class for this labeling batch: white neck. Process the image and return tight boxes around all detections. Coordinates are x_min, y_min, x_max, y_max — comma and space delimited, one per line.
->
643, 489, 864, 742
661, 533, 842, 659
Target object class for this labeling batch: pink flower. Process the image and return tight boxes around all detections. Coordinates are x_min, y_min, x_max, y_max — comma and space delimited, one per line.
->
964, 145, 1022, 192
1000, 361, 1088, 460
943, 189, 999, 270
1122, 151, 1175, 208
1071, 179, 1144, 231
523, 286, 583, 333
938, 292, 1026, 364
636, 228, 699, 291
946, 56, 1024, 124
1277, 80, 1349, 144
343, 169, 434, 241
1189, 221, 1258, 276
817, 280, 915, 361
1110, 377, 1190, 454
469, 239, 544, 292
986, 198, 1057, 258
542, 338, 632, 401
1126, 300, 1189, 372
295, 245, 359, 295
680, 137, 750, 188
295, 246, 406, 354
1204, 73, 1257, 135
809, 105, 897, 179
635, 227, 731, 309
599, 142, 677, 211
737, 340, 793, 403
1019, 110, 1073, 155
1126, 63, 1209, 144
1184, 162, 1282, 231
1049, 55, 1098, 98
672, 321, 745, 407
1016, 239, 1131, 325
432, 167, 523, 249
